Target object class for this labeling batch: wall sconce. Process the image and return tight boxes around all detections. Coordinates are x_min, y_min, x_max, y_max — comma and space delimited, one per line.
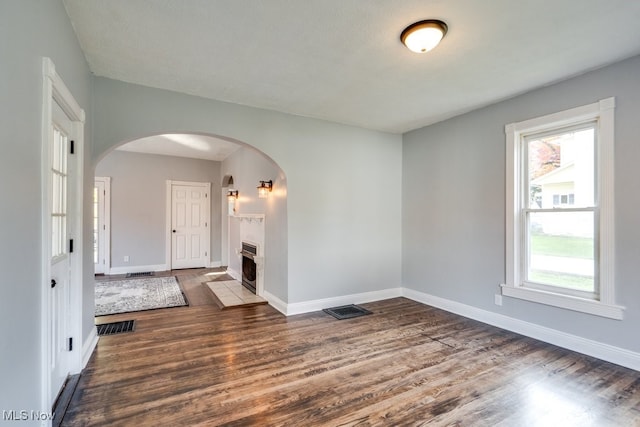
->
257, 180, 273, 198
227, 190, 239, 201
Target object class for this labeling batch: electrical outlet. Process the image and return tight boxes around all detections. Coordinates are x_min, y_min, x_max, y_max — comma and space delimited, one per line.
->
124, 255, 129, 262
494, 294, 503, 306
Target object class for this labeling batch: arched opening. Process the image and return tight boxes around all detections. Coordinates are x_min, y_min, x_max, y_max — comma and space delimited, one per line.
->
92, 132, 288, 308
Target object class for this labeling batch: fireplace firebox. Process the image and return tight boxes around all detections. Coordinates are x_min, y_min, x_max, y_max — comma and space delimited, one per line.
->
240, 242, 257, 294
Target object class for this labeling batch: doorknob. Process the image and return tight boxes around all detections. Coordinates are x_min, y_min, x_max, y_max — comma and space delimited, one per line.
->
172, 230, 176, 233
51, 279, 57, 288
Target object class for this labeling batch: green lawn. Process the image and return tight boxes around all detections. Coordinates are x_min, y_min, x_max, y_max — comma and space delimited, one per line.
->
530, 233, 593, 259
529, 270, 594, 292
529, 233, 594, 291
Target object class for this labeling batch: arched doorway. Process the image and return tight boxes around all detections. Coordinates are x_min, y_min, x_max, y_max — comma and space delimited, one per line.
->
92, 132, 288, 302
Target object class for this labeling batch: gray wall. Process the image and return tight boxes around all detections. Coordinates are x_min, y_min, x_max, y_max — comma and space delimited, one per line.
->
91, 77, 403, 305
8, 0, 637, 418
0, 0, 93, 418
403, 54, 640, 353
221, 146, 288, 301
95, 150, 223, 269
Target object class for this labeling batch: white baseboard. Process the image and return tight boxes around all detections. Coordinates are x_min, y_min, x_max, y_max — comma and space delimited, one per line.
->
262, 290, 288, 315
81, 326, 99, 369
281, 288, 403, 316
108, 264, 168, 275
207, 261, 222, 268
402, 287, 640, 372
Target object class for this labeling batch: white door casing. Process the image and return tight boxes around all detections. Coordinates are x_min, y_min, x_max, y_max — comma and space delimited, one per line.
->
94, 177, 111, 274
221, 189, 230, 267
166, 181, 211, 270
42, 57, 85, 410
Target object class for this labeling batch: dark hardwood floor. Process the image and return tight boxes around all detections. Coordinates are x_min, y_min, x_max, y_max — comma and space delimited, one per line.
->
63, 269, 640, 426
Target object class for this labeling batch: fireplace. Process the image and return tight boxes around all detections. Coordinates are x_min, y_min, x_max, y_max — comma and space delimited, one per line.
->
240, 242, 257, 293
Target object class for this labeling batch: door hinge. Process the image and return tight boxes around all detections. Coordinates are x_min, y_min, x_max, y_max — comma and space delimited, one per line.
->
68, 337, 73, 351
69, 239, 74, 253
70, 140, 75, 154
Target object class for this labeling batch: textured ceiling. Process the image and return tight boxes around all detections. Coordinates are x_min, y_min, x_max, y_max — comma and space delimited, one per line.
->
64, 0, 640, 134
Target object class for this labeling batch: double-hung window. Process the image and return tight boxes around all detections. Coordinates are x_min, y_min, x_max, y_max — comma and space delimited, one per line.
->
502, 98, 623, 319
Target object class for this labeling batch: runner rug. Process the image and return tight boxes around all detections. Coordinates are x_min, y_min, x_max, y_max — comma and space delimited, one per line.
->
95, 276, 187, 316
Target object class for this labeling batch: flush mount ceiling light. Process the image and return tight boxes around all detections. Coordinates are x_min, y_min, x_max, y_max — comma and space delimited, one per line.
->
400, 19, 448, 53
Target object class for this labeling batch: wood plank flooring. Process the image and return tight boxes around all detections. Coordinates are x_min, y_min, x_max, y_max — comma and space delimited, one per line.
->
63, 269, 640, 426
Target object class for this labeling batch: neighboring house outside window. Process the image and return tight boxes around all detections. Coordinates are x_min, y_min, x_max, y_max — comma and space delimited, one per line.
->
502, 98, 623, 320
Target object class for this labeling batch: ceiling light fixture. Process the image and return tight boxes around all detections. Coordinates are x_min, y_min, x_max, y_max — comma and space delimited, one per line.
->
400, 20, 448, 53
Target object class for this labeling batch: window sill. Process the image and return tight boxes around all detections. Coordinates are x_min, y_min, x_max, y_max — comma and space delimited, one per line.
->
501, 284, 624, 320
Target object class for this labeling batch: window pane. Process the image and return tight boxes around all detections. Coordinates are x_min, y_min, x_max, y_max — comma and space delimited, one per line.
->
52, 173, 60, 213
52, 217, 59, 257
527, 211, 594, 292
527, 127, 595, 208
53, 129, 61, 171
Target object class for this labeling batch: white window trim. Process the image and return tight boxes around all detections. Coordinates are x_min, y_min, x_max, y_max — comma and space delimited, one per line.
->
502, 97, 624, 320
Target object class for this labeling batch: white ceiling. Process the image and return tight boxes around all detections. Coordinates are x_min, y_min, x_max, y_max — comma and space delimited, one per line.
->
116, 134, 240, 161
64, 0, 640, 135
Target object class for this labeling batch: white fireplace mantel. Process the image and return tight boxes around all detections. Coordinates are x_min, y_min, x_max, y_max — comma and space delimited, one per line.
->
231, 213, 265, 223
230, 213, 266, 296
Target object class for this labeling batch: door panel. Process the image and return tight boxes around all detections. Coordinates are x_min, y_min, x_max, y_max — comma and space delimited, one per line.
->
171, 183, 209, 269
50, 101, 72, 401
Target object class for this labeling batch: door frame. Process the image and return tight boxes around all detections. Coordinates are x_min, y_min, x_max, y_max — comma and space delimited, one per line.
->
165, 180, 211, 270
41, 57, 85, 409
94, 177, 111, 274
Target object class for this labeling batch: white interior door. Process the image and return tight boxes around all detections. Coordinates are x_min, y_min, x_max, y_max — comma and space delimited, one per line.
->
42, 57, 85, 411
170, 182, 210, 269
49, 100, 73, 401
93, 177, 110, 274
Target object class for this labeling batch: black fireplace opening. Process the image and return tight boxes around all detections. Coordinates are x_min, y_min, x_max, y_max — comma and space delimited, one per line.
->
241, 242, 257, 294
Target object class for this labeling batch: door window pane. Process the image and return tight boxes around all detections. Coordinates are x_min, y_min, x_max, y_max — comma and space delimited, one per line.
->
51, 126, 68, 259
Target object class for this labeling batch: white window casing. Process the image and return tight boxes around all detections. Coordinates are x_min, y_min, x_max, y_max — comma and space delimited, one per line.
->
502, 97, 624, 320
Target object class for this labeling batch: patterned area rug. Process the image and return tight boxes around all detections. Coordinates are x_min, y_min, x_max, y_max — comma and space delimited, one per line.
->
95, 276, 187, 316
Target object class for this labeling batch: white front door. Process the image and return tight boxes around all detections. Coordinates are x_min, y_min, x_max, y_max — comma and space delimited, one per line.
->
170, 182, 210, 269
49, 100, 72, 401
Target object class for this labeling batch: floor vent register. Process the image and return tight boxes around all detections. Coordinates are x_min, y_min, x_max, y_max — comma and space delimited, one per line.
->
97, 320, 136, 336
323, 304, 372, 320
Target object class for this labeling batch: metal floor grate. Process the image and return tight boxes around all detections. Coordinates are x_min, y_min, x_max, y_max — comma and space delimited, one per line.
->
126, 271, 154, 278
97, 320, 136, 336
323, 304, 372, 320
